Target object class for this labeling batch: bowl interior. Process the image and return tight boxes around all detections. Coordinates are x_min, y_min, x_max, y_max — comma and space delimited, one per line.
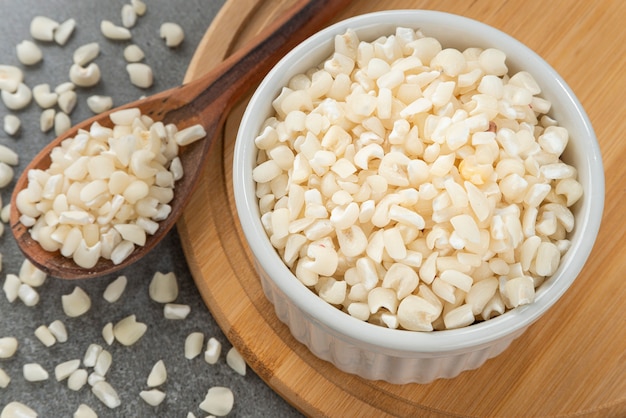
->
233, 10, 604, 354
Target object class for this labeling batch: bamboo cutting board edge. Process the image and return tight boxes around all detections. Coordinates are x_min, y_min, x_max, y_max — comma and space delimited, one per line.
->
178, 1, 626, 417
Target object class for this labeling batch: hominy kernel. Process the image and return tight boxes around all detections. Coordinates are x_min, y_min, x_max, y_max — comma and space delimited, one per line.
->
91, 380, 121, 408
199, 386, 234, 416
16, 41, 42, 66
100, 20, 131, 40
62, 286, 91, 317
34, 325, 56, 347
0, 367, 10, 388
0, 337, 18, 358
204, 337, 222, 365
226, 347, 247, 376
140, 389, 166, 406
113, 315, 147, 346
48, 319, 68, 342
160, 22, 185, 47
23, 363, 49, 382
73, 404, 97, 418
18, 283, 40, 306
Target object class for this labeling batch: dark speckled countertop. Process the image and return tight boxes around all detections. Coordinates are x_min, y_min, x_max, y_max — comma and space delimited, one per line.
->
0, 1, 302, 416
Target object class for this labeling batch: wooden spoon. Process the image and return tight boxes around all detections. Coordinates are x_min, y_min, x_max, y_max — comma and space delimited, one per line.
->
10, 0, 352, 279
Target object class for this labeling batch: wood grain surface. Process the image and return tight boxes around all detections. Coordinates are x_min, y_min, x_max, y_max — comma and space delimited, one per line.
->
178, 1, 626, 416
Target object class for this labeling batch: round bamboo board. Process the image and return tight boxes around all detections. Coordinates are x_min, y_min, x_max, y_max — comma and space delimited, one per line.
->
177, 1, 626, 416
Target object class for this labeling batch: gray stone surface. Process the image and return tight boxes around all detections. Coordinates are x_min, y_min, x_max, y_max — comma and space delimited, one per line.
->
0, 1, 303, 416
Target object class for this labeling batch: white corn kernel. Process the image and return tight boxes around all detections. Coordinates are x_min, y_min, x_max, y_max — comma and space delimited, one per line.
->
83, 343, 103, 367
55, 81, 75, 94
114, 224, 146, 245
535, 241, 561, 276
126, 63, 153, 88
16, 40, 43, 65
40, 108, 55, 132
440, 269, 473, 292
55, 359, 80, 381
147, 360, 167, 387
397, 295, 439, 331
69, 63, 101, 87
54, 111, 71, 136
0, 337, 18, 358
113, 315, 147, 346
18, 283, 40, 306
0, 367, 10, 388
94, 349, 112, 376
100, 20, 132, 40
226, 347, 246, 376
34, 324, 56, 347
62, 286, 91, 317
131, 0, 147, 15
33, 83, 58, 109
87, 95, 113, 114
503, 276, 535, 308
0, 150, 21, 171
140, 389, 166, 406
199, 387, 234, 416
347, 302, 370, 321
110, 240, 135, 265
58, 90, 77, 114
163, 303, 191, 319
1, 402, 37, 418
160, 22, 185, 47
2, 82, 32, 110
67, 369, 88, 392
174, 124, 206, 146
102, 322, 114, 345
103, 275, 127, 303
149, 271, 178, 303
48, 319, 68, 343
479, 48, 508, 76
54, 18, 76, 45
204, 337, 221, 364
73, 404, 97, 418
3, 114, 20, 136
368, 287, 398, 315
121, 4, 137, 28
430, 48, 466, 77
0, 162, 14, 188
0, 65, 23, 92
123, 44, 144, 62
92, 381, 121, 408
30, 16, 59, 41
382, 263, 419, 299
19, 259, 46, 287
185, 332, 204, 360
0, 204, 10, 222
110, 107, 140, 125
3, 274, 21, 303
23, 363, 49, 382
87, 372, 105, 387
73, 42, 100, 66
466, 278, 499, 315
443, 304, 475, 329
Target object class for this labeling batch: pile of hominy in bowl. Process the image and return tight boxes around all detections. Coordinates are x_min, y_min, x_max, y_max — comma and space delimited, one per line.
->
234, 10, 604, 383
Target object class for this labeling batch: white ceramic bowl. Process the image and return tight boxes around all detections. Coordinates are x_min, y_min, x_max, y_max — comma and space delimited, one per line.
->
233, 10, 604, 384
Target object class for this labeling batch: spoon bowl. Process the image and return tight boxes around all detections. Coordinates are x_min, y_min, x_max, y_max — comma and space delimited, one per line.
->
10, 0, 351, 279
